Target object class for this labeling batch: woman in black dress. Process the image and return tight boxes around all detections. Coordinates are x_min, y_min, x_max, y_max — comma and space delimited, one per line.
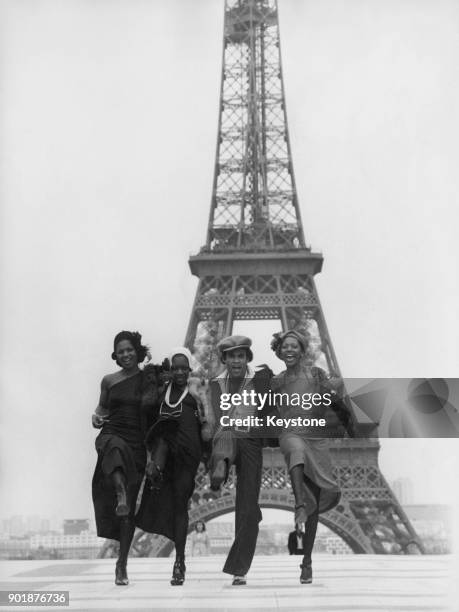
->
136, 347, 203, 586
91, 331, 151, 586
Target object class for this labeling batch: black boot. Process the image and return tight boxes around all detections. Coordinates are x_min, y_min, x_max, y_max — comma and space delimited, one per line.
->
115, 486, 129, 516
210, 459, 228, 492
115, 560, 129, 586
294, 502, 308, 526
146, 461, 164, 490
300, 563, 312, 584
146, 438, 167, 490
170, 557, 186, 586
112, 470, 130, 517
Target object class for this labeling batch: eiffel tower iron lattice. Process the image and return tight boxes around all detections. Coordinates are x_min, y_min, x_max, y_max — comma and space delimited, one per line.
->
114, 0, 425, 559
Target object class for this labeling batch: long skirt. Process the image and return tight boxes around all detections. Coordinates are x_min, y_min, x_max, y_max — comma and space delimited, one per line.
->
135, 454, 199, 542
136, 419, 201, 542
92, 433, 146, 541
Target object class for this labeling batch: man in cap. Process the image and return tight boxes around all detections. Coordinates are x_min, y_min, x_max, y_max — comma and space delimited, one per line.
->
209, 335, 272, 586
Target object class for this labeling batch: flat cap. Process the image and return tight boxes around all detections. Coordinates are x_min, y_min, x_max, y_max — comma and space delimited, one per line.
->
217, 335, 253, 363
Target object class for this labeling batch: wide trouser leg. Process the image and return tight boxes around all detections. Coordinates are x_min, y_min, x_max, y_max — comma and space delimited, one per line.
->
223, 438, 262, 576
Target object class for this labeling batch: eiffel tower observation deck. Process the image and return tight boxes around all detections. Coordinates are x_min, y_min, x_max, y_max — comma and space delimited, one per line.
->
127, 0, 425, 558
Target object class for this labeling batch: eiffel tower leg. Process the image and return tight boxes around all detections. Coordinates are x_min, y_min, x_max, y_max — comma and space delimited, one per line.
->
329, 442, 425, 554
183, 279, 233, 375
277, 273, 339, 374
311, 278, 342, 375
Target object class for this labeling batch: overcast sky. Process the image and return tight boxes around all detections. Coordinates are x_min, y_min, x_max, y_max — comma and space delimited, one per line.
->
1, 0, 458, 524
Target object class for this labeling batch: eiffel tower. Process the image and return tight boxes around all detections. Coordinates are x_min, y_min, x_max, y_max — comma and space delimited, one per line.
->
125, 0, 424, 558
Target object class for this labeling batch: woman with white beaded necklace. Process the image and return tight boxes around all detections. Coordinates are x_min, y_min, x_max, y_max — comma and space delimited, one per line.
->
136, 348, 202, 586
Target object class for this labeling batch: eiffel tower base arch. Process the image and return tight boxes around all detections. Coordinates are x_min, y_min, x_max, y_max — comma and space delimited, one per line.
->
126, 444, 424, 558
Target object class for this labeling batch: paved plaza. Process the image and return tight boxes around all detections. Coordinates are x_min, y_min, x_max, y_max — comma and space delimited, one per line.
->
0, 554, 454, 612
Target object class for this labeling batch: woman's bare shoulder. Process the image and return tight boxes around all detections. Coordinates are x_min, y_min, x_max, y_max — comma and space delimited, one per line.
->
101, 370, 126, 389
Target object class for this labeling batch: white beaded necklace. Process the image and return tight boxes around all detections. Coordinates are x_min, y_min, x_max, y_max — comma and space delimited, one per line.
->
164, 382, 188, 408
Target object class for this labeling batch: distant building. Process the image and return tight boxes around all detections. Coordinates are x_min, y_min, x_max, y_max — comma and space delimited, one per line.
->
63, 519, 90, 535
0, 537, 31, 560
30, 532, 101, 548
315, 532, 353, 555
26, 516, 42, 534
0, 516, 104, 559
7, 516, 25, 537
1, 515, 58, 538
29, 532, 105, 560
202, 522, 234, 553
204, 521, 357, 556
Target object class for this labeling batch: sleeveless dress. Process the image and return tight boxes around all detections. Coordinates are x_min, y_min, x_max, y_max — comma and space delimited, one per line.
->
272, 367, 341, 515
92, 372, 147, 540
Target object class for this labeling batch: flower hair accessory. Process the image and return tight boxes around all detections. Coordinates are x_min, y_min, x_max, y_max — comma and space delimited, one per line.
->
270, 330, 308, 358
270, 332, 283, 355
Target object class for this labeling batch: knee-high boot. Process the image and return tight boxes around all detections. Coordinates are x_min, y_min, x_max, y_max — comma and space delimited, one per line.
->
112, 469, 129, 517
290, 465, 308, 525
146, 437, 168, 489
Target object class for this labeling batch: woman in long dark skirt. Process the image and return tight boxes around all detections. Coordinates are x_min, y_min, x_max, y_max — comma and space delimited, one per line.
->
91, 330, 151, 586
136, 347, 204, 586
271, 330, 341, 584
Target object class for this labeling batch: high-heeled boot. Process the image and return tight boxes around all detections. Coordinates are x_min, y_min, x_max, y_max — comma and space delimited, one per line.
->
112, 470, 130, 517
115, 560, 129, 586
170, 557, 186, 586
299, 562, 312, 584
115, 482, 129, 516
146, 438, 167, 490
294, 502, 308, 526
145, 461, 163, 490
210, 458, 228, 492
